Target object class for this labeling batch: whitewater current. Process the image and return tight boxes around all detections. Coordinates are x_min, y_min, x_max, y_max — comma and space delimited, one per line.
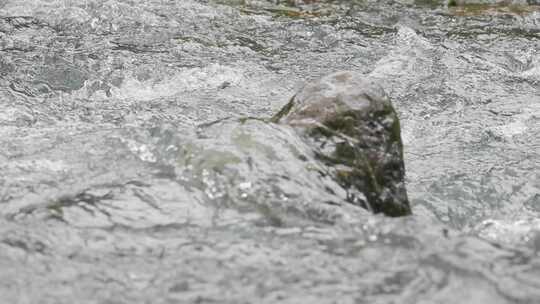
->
0, 0, 539, 303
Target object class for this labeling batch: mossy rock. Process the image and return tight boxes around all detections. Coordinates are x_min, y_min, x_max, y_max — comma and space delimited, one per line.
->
273, 71, 411, 217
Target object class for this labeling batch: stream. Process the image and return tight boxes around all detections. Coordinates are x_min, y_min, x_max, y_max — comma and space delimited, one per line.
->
0, 0, 539, 303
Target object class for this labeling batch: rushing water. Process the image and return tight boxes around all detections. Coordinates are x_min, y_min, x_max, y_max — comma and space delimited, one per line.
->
0, 0, 539, 303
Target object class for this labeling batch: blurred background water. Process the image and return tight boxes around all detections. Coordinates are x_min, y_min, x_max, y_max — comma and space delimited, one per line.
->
0, 0, 539, 303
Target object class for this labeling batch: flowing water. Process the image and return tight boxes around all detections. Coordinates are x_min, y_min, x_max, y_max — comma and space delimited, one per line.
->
0, 0, 539, 303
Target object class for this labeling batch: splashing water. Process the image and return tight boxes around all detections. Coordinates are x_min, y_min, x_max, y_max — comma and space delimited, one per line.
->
0, 0, 539, 303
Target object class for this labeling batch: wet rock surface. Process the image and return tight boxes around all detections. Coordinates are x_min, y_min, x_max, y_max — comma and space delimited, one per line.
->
275, 71, 410, 216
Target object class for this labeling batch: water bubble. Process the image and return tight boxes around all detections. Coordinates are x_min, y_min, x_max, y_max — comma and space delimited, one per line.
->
368, 234, 378, 242
238, 181, 252, 190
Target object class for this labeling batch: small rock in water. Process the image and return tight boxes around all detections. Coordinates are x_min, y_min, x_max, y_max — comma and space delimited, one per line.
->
449, 0, 528, 5
273, 71, 411, 217
448, 0, 540, 6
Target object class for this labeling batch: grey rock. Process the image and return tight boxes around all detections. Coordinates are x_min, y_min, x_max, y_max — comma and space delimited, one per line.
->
171, 71, 412, 220
273, 71, 411, 217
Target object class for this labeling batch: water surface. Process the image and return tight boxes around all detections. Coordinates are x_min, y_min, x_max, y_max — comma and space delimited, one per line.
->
1, 0, 539, 303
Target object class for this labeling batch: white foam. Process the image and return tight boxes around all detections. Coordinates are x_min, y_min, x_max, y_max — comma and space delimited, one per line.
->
475, 218, 540, 246
369, 26, 434, 93
107, 64, 244, 101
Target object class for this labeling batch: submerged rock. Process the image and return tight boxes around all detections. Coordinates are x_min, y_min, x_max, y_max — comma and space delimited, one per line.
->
174, 71, 411, 220
273, 71, 411, 217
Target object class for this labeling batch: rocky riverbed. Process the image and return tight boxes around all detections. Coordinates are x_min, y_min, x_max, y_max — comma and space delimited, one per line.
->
0, 0, 539, 303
